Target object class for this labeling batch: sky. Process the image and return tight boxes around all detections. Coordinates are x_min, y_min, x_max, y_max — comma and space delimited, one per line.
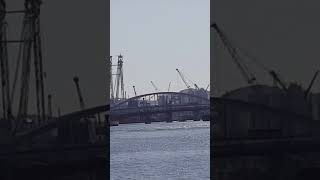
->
3, 0, 108, 115
111, 0, 210, 97
211, 0, 320, 97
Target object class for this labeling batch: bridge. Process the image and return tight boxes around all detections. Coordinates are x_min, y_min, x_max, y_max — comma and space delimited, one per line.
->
0, 104, 110, 179
0, 91, 209, 179
110, 92, 210, 123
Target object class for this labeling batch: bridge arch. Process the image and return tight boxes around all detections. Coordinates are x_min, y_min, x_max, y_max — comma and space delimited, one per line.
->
111, 91, 209, 110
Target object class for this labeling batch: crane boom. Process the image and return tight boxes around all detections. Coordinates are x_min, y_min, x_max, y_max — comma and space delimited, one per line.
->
73, 76, 85, 110
305, 70, 320, 99
150, 81, 159, 92
133, 85, 137, 96
176, 68, 191, 89
206, 84, 210, 91
269, 70, 288, 91
211, 23, 256, 84
194, 83, 200, 90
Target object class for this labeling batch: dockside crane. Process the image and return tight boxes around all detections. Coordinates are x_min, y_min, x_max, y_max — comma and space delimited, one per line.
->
305, 70, 320, 99
150, 81, 159, 92
0, 2, 12, 122
212, 23, 290, 92
73, 76, 85, 110
269, 70, 288, 91
133, 85, 137, 96
206, 84, 210, 91
176, 68, 191, 89
211, 23, 256, 85
12, 0, 46, 132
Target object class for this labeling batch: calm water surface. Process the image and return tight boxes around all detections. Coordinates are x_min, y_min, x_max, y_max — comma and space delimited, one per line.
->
110, 121, 210, 180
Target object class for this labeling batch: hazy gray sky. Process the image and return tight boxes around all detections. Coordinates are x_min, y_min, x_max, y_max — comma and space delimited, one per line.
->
111, 0, 210, 97
212, 0, 320, 96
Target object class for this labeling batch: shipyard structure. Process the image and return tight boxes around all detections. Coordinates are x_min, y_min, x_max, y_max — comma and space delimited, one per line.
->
109, 55, 210, 124
211, 22, 320, 180
0, 1, 108, 179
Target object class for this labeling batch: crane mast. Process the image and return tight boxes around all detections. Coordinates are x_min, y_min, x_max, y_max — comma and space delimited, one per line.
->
109, 56, 114, 101
0, 1, 12, 123
211, 23, 256, 85
115, 55, 124, 101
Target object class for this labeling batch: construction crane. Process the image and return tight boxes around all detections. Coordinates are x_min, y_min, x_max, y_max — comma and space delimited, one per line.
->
133, 85, 137, 96
305, 70, 320, 99
194, 83, 200, 90
269, 70, 288, 91
0, 3, 12, 122
176, 68, 191, 89
114, 55, 125, 100
150, 81, 159, 92
12, 0, 46, 132
211, 23, 256, 85
109, 56, 114, 101
47, 94, 52, 118
205, 84, 210, 91
73, 76, 85, 110
212, 23, 289, 92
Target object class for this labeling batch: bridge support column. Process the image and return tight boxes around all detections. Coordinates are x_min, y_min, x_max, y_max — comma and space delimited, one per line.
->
193, 111, 201, 121
165, 112, 173, 122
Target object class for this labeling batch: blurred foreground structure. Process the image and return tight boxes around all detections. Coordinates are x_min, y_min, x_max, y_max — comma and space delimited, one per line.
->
0, 1, 108, 179
212, 23, 320, 180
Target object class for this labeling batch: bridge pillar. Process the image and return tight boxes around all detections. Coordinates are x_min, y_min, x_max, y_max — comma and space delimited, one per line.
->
57, 117, 91, 144
193, 111, 201, 121
165, 112, 173, 122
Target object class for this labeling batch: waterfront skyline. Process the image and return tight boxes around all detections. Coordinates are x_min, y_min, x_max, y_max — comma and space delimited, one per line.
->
111, 0, 210, 96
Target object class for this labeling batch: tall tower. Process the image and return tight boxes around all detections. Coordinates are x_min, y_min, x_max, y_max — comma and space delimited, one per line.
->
0, 0, 12, 124
115, 54, 124, 101
109, 56, 114, 102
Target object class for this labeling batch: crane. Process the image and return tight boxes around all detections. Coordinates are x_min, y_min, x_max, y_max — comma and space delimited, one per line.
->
305, 70, 320, 99
269, 70, 288, 91
47, 94, 52, 118
150, 81, 159, 92
194, 83, 200, 90
205, 84, 210, 91
176, 68, 191, 89
211, 23, 256, 85
168, 82, 171, 92
73, 76, 85, 110
133, 85, 137, 96
212, 23, 289, 91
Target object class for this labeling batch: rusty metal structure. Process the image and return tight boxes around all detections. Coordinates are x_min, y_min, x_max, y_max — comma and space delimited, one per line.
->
0, 1, 108, 179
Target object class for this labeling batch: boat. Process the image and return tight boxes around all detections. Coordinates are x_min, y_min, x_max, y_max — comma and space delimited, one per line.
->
109, 120, 119, 126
